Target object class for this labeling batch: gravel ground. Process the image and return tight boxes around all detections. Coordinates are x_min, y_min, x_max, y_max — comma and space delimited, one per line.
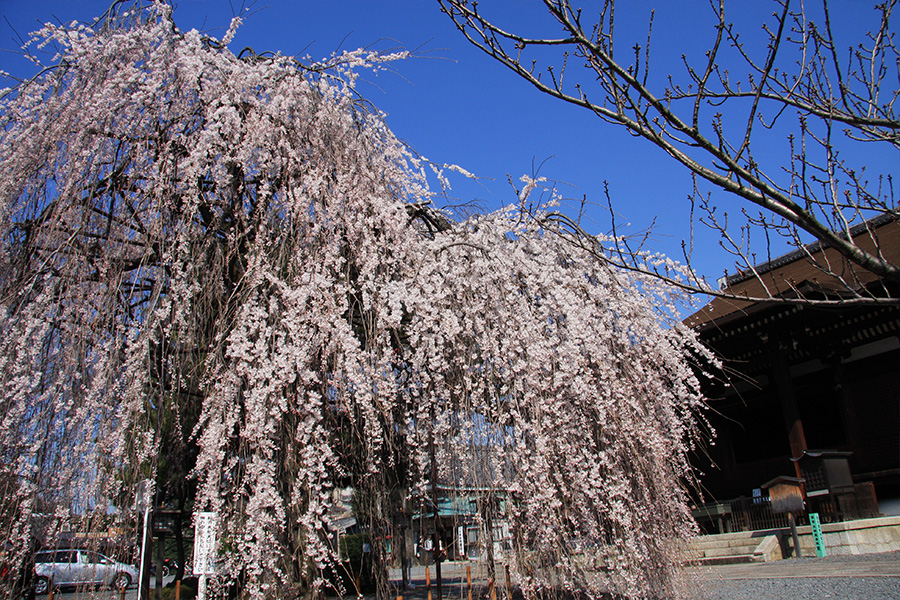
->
692, 577, 900, 600
686, 552, 900, 600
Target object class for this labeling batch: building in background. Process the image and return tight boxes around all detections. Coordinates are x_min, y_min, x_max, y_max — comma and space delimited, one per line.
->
686, 216, 899, 531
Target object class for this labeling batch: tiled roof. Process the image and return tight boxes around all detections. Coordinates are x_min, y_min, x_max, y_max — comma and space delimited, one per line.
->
685, 215, 900, 330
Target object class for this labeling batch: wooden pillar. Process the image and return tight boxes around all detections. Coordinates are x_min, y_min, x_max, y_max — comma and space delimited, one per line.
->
771, 344, 807, 476
831, 357, 862, 458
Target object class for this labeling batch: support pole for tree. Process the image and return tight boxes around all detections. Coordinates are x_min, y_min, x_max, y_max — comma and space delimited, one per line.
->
399, 494, 411, 591
399, 523, 409, 591
481, 495, 496, 583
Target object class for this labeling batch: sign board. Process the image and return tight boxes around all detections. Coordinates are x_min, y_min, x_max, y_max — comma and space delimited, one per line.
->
152, 510, 179, 536
458, 525, 465, 559
193, 512, 218, 575
809, 512, 827, 558
761, 476, 805, 514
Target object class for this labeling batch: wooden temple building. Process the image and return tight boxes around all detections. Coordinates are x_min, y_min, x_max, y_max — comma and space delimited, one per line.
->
685, 215, 900, 530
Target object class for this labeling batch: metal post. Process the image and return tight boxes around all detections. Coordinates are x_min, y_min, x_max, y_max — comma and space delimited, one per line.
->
156, 530, 165, 600
788, 512, 803, 558
138, 503, 152, 600
429, 408, 442, 600
135, 480, 153, 600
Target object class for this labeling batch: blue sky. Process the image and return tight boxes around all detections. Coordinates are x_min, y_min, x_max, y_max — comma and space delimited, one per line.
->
1, 1, 894, 291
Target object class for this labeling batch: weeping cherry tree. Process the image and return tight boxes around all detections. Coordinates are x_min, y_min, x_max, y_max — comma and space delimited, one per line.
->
0, 4, 714, 599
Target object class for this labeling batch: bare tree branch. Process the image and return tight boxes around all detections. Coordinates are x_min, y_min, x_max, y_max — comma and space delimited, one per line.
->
439, 0, 900, 303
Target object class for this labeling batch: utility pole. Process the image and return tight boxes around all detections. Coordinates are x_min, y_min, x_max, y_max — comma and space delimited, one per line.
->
429, 407, 443, 600
135, 480, 153, 600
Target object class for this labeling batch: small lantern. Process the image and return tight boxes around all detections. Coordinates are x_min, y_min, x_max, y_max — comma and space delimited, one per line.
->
792, 450, 853, 497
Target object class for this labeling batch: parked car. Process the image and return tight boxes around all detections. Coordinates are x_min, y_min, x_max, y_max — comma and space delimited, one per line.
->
33, 549, 137, 594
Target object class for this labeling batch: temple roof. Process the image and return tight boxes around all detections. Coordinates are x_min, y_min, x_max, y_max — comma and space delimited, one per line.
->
686, 215, 900, 331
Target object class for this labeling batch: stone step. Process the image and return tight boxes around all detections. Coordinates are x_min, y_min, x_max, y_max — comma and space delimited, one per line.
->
685, 533, 782, 565
691, 539, 762, 554
700, 544, 759, 558
692, 533, 776, 546
693, 537, 765, 550
691, 553, 764, 566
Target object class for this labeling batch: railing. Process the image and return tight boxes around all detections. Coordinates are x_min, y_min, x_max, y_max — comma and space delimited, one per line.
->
695, 482, 881, 534
727, 496, 794, 532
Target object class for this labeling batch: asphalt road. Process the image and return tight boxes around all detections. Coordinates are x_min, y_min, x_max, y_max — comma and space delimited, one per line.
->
388, 553, 900, 600
46, 574, 175, 600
